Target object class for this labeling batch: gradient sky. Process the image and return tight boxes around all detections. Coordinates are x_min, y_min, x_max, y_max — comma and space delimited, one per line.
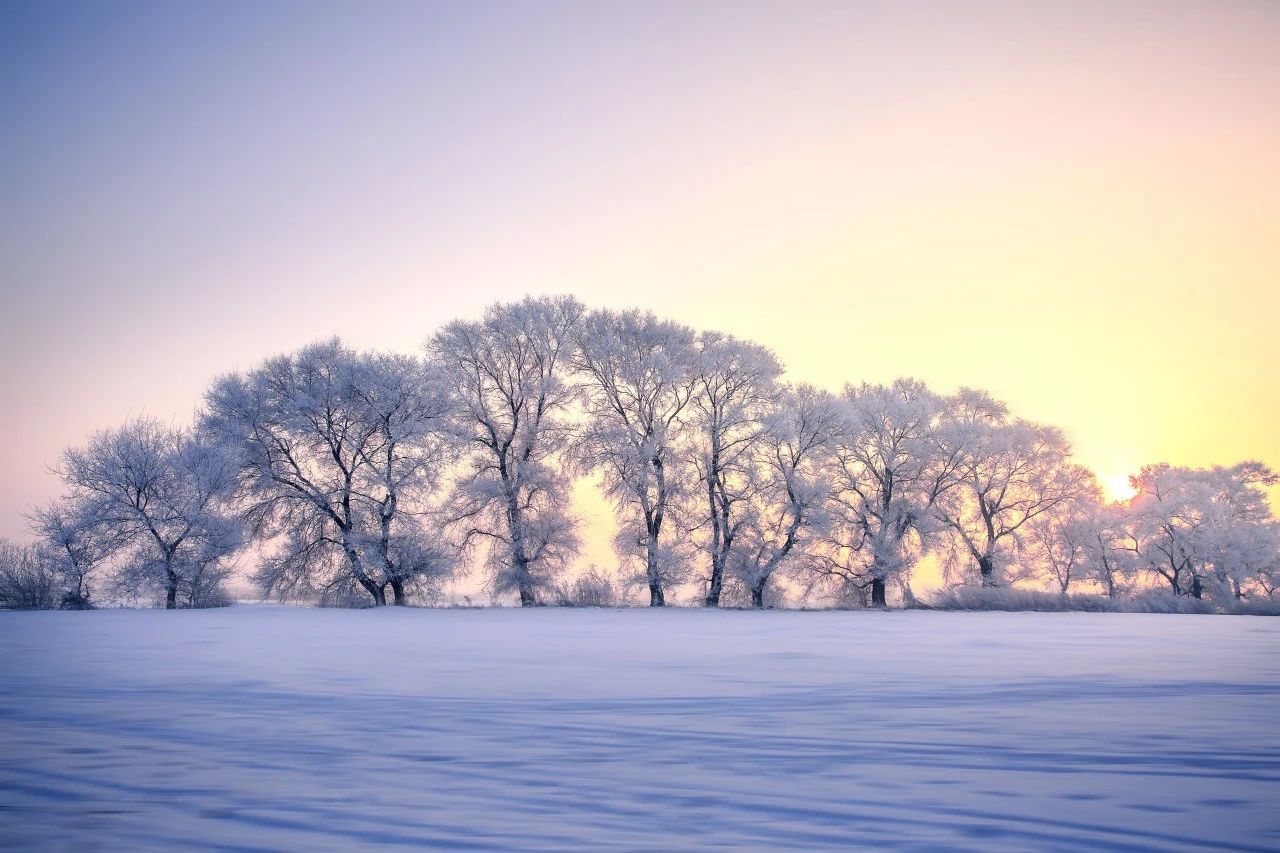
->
2, 0, 1278, 552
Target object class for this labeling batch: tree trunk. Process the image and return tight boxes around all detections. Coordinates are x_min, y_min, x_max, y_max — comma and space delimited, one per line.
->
1191, 576, 1203, 600
516, 568, 537, 607
871, 577, 887, 607
357, 577, 387, 606
978, 555, 996, 587
646, 547, 665, 607
751, 579, 766, 609
390, 579, 407, 606
705, 563, 723, 608
165, 567, 178, 610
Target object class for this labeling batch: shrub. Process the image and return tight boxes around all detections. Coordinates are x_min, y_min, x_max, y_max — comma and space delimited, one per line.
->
1124, 590, 1216, 615
920, 586, 1120, 612
1225, 596, 1280, 616
0, 540, 60, 610
552, 567, 618, 607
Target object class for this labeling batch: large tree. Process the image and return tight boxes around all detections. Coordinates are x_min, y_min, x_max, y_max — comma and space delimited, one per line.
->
687, 331, 781, 606
203, 340, 455, 606
573, 308, 699, 606
821, 379, 959, 606
431, 296, 584, 606
730, 385, 840, 608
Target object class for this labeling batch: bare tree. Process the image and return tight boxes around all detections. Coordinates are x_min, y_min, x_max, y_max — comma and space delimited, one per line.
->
687, 331, 781, 606
573, 309, 698, 606
431, 296, 584, 606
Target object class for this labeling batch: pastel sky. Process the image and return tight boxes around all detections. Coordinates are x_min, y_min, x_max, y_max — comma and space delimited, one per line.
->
2, 0, 1278, 548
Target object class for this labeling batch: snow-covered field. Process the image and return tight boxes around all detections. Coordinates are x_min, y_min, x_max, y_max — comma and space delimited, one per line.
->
2, 607, 1277, 851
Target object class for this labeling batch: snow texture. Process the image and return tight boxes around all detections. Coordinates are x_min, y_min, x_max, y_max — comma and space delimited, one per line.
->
1, 606, 1277, 851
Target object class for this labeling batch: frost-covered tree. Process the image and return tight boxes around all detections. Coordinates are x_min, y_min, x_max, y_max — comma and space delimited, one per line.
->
932, 390, 1093, 587
204, 340, 455, 606
53, 418, 242, 609
1078, 503, 1138, 598
1020, 477, 1104, 593
573, 309, 699, 606
28, 502, 117, 608
348, 352, 457, 605
1124, 462, 1279, 600
686, 332, 782, 606
431, 296, 584, 606
819, 379, 959, 606
729, 385, 840, 608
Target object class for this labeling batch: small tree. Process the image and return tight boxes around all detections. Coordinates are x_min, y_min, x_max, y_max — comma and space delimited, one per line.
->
1021, 481, 1103, 593
932, 390, 1092, 587
29, 503, 117, 609
54, 418, 242, 609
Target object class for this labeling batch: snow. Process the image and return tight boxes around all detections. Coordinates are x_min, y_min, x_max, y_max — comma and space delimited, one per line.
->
2, 607, 1278, 851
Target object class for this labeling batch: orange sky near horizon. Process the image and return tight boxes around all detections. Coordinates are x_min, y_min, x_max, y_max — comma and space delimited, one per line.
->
2, 1, 1277, 580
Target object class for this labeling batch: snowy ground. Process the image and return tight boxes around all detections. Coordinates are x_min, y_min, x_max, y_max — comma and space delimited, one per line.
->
1, 607, 1278, 851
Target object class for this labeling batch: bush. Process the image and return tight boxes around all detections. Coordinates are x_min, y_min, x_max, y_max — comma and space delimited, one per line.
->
1124, 590, 1216, 615
920, 586, 1120, 612
552, 567, 618, 607
0, 540, 60, 610
1225, 596, 1280, 616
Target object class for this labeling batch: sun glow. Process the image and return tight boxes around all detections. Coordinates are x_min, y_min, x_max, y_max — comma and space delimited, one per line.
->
1101, 472, 1138, 503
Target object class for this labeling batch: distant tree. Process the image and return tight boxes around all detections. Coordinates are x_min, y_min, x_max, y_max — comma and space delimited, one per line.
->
431, 296, 584, 606
820, 379, 959, 606
53, 418, 241, 609
729, 385, 840, 608
204, 340, 455, 606
1124, 462, 1279, 600
686, 332, 781, 607
932, 390, 1093, 587
573, 309, 699, 606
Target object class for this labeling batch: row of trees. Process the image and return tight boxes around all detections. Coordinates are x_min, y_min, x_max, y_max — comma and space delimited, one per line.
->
6, 296, 1278, 610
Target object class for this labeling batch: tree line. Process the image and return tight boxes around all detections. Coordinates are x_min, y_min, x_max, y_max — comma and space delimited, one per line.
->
3, 295, 1277, 611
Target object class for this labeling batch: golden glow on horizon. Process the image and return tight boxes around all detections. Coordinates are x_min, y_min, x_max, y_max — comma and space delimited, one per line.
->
1, 1, 1277, 548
